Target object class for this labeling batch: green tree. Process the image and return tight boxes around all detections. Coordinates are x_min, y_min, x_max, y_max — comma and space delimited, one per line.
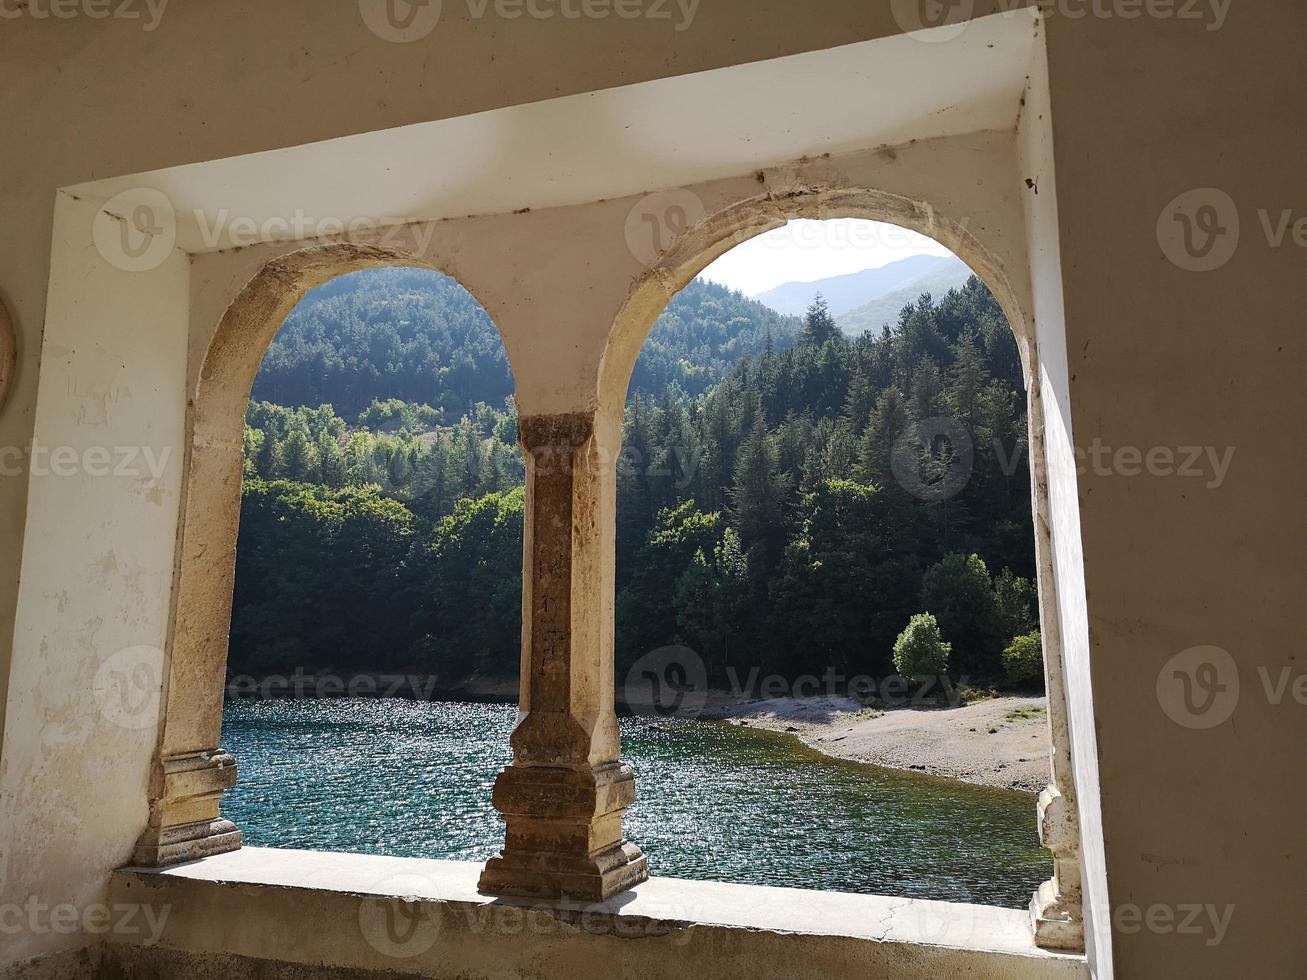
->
995, 567, 1039, 641
893, 613, 951, 677
730, 414, 790, 564
1002, 630, 1045, 689
920, 552, 1004, 676
616, 502, 725, 669
801, 294, 839, 346
278, 428, 320, 482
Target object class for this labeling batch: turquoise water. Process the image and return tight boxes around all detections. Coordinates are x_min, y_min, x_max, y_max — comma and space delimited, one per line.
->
221, 699, 1049, 908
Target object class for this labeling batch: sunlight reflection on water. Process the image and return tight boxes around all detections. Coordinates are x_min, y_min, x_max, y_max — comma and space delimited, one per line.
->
221, 699, 1049, 908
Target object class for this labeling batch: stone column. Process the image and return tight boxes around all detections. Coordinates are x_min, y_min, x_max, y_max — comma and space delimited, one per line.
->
479, 412, 648, 901
133, 419, 246, 865
1027, 377, 1084, 952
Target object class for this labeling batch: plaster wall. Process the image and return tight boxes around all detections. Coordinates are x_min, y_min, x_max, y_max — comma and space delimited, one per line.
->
0, 0, 1031, 817
1, 125, 1050, 970
1035, 6, 1307, 979
3, 3, 1306, 979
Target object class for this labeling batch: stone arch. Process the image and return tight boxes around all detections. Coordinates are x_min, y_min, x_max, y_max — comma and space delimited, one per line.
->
597, 189, 1084, 950
135, 241, 509, 866
599, 187, 1034, 417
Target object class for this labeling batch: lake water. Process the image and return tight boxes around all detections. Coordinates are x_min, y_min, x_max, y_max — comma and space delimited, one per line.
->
221, 699, 1049, 909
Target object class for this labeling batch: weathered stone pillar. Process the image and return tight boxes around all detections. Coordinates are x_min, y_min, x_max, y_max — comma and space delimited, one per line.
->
133, 420, 246, 866
479, 412, 649, 901
1027, 377, 1084, 952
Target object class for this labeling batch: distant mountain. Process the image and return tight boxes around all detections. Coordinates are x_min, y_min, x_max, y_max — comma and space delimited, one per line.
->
751, 254, 959, 318
633, 278, 801, 399
253, 268, 797, 419
837, 257, 973, 336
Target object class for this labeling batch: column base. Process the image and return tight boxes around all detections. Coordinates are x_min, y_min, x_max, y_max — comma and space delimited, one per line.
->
133, 749, 242, 867
133, 817, 243, 867
479, 760, 649, 901
480, 839, 649, 902
1031, 877, 1084, 952
1031, 785, 1084, 952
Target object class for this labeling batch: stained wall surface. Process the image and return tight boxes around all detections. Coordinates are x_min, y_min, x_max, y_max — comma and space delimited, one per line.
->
2, 4, 1305, 980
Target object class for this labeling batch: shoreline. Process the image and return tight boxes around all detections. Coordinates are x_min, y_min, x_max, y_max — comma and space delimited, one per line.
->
698, 693, 1051, 793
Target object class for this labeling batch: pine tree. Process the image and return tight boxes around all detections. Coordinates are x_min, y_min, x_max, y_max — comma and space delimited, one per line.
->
730, 414, 790, 564
801, 294, 839, 346
856, 386, 912, 486
317, 433, 347, 487
279, 428, 319, 483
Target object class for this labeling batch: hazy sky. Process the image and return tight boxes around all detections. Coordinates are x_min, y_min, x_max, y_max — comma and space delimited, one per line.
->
698, 218, 953, 297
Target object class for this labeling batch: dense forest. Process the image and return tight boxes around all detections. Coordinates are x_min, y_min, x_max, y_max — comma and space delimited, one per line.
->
230, 268, 1043, 692
252, 268, 801, 417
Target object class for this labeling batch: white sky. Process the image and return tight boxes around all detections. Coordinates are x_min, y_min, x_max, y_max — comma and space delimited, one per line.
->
698, 218, 954, 297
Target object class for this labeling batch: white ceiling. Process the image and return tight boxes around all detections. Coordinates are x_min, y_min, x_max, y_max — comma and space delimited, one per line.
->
69, 10, 1038, 253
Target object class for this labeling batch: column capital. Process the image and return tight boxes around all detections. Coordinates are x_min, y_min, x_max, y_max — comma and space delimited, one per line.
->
518, 411, 595, 455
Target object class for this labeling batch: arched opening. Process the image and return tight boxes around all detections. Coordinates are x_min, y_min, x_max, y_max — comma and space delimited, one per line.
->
216, 262, 524, 856
602, 198, 1079, 937
134, 242, 525, 867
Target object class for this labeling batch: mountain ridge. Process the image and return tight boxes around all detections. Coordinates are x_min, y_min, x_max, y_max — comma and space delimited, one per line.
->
750, 254, 963, 318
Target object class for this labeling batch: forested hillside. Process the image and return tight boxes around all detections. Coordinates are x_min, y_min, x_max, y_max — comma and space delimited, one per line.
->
230, 269, 1041, 692
251, 268, 799, 418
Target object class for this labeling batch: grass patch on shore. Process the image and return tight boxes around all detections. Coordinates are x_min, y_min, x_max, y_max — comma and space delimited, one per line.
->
1004, 705, 1047, 723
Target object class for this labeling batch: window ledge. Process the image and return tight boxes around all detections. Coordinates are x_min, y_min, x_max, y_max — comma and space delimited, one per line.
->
110, 847, 1087, 980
